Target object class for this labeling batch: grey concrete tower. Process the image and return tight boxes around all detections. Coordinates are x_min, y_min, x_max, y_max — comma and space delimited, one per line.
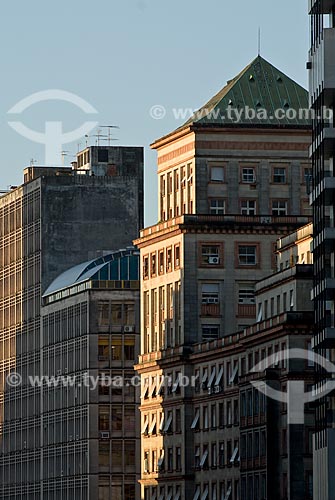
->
308, 1, 335, 499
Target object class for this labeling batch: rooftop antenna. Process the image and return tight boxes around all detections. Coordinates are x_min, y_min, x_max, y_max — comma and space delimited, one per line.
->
100, 125, 120, 146
60, 151, 75, 165
258, 27, 261, 56
30, 158, 38, 167
92, 129, 108, 147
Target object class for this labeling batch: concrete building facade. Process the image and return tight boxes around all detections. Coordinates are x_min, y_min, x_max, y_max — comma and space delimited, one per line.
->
0, 148, 143, 499
40, 248, 140, 500
309, 1, 335, 498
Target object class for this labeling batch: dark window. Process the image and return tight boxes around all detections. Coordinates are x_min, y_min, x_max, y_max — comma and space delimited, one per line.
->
273, 167, 286, 183
98, 149, 109, 162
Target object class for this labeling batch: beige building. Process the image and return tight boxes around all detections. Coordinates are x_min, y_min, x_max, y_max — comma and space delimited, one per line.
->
135, 55, 313, 500
136, 225, 314, 500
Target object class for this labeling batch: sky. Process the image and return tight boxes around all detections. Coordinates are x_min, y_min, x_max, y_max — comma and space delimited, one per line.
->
0, 0, 310, 227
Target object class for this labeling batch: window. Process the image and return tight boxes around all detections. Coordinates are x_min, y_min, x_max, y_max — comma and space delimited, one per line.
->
212, 442, 217, 467
211, 404, 217, 428
240, 200, 256, 215
202, 284, 219, 304
143, 256, 149, 279
98, 149, 108, 162
233, 400, 239, 424
112, 406, 122, 431
111, 304, 122, 325
273, 167, 286, 183
125, 440, 135, 467
219, 403, 224, 427
174, 169, 179, 190
176, 408, 181, 433
227, 401, 232, 426
202, 325, 220, 341
211, 166, 225, 182
238, 245, 257, 266
200, 444, 209, 469
210, 199, 225, 215
226, 441, 232, 466
242, 167, 256, 183
272, 200, 288, 216
254, 432, 260, 457
261, 431, 266, 456
98, 336, 109, 361
158, 250, 165, 275
304, 168, 313, 195
195, 446, 201, 468
111, 442, 122, 471
176, 447, 181, 470
151, 253, 157, 276
167, 447, 173, 471
203, 406, 209, 429
219, 442, 225, 467
124, 338, 135, 361
98, 302, 110, 326
166, 248, 173, 272
238, 284, 255, 304
99, 406, 109, 431
99, 442, 110, 466
111, 336, 122, 360
241, 393, 246, 417
175, 245, 180, 268
201, 244, 221, 266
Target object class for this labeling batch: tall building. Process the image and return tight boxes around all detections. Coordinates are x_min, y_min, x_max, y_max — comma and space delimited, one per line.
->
0, 147, 143, 499
308, 1, 335, 499
136, 225, 314, 500
41, 248, 140, 500
155, 55, 312, 224
135, 55, 313, 499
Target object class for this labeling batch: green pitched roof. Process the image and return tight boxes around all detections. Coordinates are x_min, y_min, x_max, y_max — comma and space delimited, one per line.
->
180, 55, 310, 129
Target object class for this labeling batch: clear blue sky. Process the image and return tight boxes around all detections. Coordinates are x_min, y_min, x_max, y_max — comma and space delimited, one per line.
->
0, 0, 309, 227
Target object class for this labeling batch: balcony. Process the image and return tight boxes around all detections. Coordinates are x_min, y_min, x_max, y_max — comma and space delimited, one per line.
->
312, 327, 335, 349
238, 304, 256, 318
310, 127, 335, 160
312, 278, 335, 300
312, 227, 335, 250
310, 177, 335, 205
201, 303, 220, 316
309, 28, 335, 101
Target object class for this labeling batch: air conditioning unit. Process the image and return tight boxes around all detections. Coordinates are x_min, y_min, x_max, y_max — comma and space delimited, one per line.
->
208, 256, 220, 265
239, 299, 255, 305
99, 431, 110, 439
124, 325, 134, 332
214, 385, 223, 393
207, 298, 219, 304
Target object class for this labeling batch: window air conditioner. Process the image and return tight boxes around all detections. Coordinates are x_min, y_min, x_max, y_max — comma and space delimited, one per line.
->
208, 256, 219, 265
124, 325, 134, 332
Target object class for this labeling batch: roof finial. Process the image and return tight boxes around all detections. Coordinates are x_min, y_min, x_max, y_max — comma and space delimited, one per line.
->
258, 27, 261, 56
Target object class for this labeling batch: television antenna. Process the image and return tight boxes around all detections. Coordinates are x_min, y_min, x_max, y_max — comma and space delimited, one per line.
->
100, 125, 120, 146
